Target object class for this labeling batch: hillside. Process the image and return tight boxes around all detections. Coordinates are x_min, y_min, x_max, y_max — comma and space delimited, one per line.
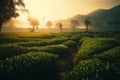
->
88, 4, 120, 21
59, 4, 120, 31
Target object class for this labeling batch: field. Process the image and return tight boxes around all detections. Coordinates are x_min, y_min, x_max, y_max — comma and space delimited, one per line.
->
0, 31, 120, 80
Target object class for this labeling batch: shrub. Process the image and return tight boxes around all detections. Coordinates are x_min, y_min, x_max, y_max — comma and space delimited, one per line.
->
94, 46, 120, 78
74, 38, 118, 63
61, 59, 107, 80
18, 37, 68, 47
0, 52, 58, 80
18, 41, 51, 47
0, 44, 69, 59
69, 34, 81, 42
48, 37, 68, 44
0, 44, 28, 59
38, 34, 57, 39
0, 37, 26, 44
62, 58, 120, 80
39, 44, 69, 57
63, 40, 78, 53
94, 46, 120, 62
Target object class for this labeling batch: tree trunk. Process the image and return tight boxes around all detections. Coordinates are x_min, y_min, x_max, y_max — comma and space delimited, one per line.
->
0, 21, 2, 32
86, 25, 88, 32
60, 28, 62, 32
73, 27, 75, 32
31, 26, 35, 32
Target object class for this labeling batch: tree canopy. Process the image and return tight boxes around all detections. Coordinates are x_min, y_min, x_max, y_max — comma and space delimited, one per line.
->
46, 21, 53, 29
70, 19, 80, 32
0, 0, 25, 32
27, 16, 39, 32
55, 22, 63, 32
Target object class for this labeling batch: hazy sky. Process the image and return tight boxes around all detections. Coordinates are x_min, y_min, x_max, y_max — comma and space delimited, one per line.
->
15, 0, 120, 28
22, 0, 120, 20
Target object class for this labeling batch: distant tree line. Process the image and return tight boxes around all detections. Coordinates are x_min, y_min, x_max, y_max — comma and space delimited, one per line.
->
46, 18, 92, 32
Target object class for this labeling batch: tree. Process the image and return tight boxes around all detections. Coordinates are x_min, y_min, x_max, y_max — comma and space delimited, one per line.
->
55, 22, 63, 32
46, 21, 53, 29
84, 18, 91, 32
0, 0, 25, 32
70, 19, 80, 32
27, 17, 39, 32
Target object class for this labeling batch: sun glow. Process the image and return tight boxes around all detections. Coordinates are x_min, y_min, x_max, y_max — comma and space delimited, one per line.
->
15, 0, 120, 28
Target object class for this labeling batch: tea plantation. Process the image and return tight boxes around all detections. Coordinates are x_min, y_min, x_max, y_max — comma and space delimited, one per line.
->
0, 31, 120, 80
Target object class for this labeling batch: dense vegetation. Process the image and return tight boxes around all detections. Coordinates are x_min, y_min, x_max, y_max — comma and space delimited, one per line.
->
0, 31, 120, 80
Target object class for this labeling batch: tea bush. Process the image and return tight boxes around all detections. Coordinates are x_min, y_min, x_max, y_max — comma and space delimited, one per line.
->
63, 40, 78, 53
61, 59, 107, 80
0, 44, 28, 59
0, 52, 58, 80
94, 46, 120, 62
69, 34, 81, 42
74, 38, 118, 63
18, 37, 68, 47
39, 44, 69, 57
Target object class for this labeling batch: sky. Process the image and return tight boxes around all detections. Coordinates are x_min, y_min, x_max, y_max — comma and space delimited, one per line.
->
16, 0, 120, 28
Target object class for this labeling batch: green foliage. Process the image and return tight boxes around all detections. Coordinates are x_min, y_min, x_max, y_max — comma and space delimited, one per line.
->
0, 44, 69, 59
50, 37, 68, 44
0, 33, 58, 44
0, 36, 26, 44
62, 58, 120, 80
63, 40, 78, 54
0, 44, 28, 59
0, 44, 43, 59
63, 40, 77, 49
94, 46, 120, 62
69, 34, 81, 42
61, 59, 107, 80
39, 44, 69, 57
93, 46, 120, 79
0, 52, 58, 80
18, 37, 68, 47
74, 38, 118, 63
0, 32, 120, 80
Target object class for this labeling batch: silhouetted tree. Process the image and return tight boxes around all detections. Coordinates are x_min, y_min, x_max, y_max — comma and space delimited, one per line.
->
46, 21, 53, 29
0, 0, 25, 32
84, 18, 91, 32
70, 19, 80, 32
27, 17, 39, 32
55, 22, 63, 32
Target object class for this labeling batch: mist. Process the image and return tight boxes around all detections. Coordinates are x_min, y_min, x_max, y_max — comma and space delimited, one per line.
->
3, 18, 27, 28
